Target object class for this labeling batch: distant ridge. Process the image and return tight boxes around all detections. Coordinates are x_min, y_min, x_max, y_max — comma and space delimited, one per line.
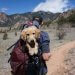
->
0, 9, 75, 28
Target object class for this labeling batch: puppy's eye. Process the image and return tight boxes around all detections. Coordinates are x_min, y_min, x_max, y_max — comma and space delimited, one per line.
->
33, 33, 35, 35
26, 34, 29, 36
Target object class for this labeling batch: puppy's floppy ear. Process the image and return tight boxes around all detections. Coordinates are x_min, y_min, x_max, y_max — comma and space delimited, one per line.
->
21, 29, 27, 41
35, 28, 40, 39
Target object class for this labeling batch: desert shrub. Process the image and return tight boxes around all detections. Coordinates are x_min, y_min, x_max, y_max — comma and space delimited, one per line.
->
3, 32, 8, 40
9, 27, 11, 30
15, 31, 17, 36
0, 29, 2, 33
57, 29, 66, 40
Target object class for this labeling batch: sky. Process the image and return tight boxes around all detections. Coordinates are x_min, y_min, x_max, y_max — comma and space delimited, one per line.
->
0, 0, 75, 15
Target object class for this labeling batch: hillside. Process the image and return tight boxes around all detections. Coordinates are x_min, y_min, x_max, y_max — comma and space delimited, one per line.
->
0, 11, 60, 27
0, 9, 75, 28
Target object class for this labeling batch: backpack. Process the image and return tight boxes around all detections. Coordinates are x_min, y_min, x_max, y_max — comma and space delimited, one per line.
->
7, 22, 49, 75
7, 38, 46, 75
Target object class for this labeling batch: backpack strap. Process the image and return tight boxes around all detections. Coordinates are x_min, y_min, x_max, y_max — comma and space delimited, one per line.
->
7, 39, 19, 51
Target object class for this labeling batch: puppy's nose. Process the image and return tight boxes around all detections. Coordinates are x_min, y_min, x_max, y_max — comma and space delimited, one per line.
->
30, 40, 35, 43
29, 40, 35, 48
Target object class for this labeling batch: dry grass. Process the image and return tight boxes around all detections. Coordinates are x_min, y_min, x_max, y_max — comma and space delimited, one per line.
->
0, 28, 75, 75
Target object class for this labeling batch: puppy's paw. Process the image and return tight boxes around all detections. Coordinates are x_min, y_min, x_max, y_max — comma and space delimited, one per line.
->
29, 50, 34, 56
34, 43, 38, 54
34, 49, 38, 54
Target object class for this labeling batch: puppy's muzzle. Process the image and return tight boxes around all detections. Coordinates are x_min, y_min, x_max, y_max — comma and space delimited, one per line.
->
29, 40, 35, 48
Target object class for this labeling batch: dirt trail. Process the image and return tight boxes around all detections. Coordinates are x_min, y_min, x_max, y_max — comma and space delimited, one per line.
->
0, 41, 75, 75
47, 41, 75, 75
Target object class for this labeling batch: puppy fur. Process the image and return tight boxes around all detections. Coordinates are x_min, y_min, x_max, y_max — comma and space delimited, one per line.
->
21, 26, 40, 55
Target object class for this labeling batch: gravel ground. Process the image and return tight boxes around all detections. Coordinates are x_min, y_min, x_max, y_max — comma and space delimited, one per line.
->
0, 28, 75, 75
0, 32, 20, 75
46, 41, 75, 75
64, 48, 75, 75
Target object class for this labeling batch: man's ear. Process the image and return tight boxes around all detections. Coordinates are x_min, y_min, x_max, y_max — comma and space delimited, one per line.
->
21, 29, 26, 41
35, 29, 40, 39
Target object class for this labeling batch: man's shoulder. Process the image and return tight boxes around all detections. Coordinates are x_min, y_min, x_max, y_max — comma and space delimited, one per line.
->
40, 31, 50, 42
40, 31, 49, 37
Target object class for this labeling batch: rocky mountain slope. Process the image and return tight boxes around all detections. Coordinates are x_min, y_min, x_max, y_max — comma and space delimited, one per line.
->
0, 9, 75, 28
0, 11, 60, 27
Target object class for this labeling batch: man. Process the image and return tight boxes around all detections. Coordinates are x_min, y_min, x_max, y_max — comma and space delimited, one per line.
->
32, 16, 50, 61
10, 16, 50, 75
32, 16, 51, 75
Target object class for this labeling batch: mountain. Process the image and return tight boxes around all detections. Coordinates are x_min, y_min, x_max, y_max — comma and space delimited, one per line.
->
0, 9, 75, 28
0, 11, 60, 27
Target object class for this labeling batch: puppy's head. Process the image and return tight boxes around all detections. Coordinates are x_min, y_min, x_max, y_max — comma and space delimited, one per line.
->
21, 26, 40, 47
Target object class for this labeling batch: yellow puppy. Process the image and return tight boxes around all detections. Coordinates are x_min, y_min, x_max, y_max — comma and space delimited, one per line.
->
21, 26, 40, 55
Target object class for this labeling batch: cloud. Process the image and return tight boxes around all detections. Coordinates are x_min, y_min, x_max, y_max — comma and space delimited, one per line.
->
33, 0, 69, 13
1, 8, 8, 12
